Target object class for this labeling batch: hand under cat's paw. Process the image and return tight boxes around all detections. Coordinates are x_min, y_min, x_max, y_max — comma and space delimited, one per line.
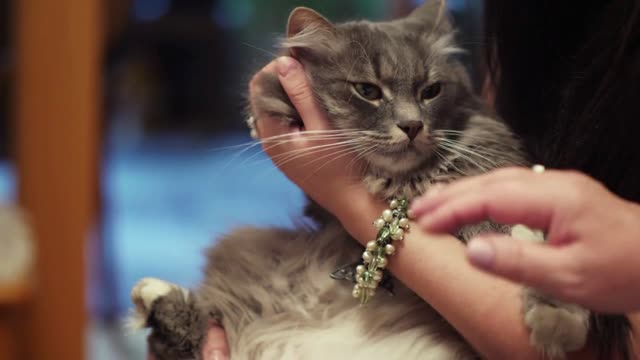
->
130, 277, 189, 329
524, 302, 590, 359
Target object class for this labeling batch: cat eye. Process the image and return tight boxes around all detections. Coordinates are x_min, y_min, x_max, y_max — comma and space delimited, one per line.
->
353, 83, 383, 101
421, 82, 442, 101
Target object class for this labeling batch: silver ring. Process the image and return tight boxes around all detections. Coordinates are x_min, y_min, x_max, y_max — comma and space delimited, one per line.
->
246, 116, 260, 139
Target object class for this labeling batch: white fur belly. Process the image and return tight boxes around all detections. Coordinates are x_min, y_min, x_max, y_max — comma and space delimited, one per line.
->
269, 319, 464, 360
231, 299, 471, 360
211, 225, 474, 359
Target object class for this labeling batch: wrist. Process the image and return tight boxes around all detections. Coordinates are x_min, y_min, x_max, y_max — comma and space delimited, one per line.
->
332, 187, 387, 245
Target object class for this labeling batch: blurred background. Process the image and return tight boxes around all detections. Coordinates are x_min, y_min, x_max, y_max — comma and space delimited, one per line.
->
0, 0, 484, 359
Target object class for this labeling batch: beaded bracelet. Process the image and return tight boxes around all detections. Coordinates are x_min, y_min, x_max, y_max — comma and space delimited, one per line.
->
352, 198, 413, 305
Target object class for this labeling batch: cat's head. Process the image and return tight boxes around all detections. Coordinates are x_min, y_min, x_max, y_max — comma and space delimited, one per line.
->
281, 1, 484, 176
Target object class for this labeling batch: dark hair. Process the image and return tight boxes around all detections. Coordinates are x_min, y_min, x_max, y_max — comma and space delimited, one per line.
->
484, 0, 639, 358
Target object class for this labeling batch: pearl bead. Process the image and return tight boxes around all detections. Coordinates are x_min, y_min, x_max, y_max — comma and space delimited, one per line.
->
398, 218, 410, 229
532, 164, 546, 174
389, 199, 399, 209
366, 240, 378, 252
382, 209, 393, 222
378, 257, 388, 268
373, 271, 383, 281
352, 288, 361, 298
354, 284, 361, 291
391, 228, 404, 241
363, 251, 373, 263
385, 244, 396, 255
374, 218, 386, 229
357, 276, 365, 285
356, 265, 365, 274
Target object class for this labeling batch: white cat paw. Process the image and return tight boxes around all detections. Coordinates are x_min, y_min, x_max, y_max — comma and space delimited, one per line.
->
524, 303, 589, 359
128, 277, 186, 330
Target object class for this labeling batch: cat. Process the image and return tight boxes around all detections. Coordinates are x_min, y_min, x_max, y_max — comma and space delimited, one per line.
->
130, 2, 592, 359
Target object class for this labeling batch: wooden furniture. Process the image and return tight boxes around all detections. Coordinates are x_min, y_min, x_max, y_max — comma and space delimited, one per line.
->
0, 280, 31, 360
0, 281, 31, 306
11, 0, 102, 358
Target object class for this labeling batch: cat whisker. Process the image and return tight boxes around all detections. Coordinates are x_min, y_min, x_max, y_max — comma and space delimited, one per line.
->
241, 42, 279, 58
435, 138, 507, 165
345, 144, 378, 174
433, 148, 470, 176
216, 129, 362, 156
256, 144, 364, 180
298, 146, 367, 184
437, 143, 492, 172
432, 130, 500, 142
269, 139, 371, 166
271, 141, 371, 169
223, 133, 365, 171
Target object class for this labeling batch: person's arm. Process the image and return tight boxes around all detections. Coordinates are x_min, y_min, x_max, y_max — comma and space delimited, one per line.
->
253, 57, 599, 359
336, 187, 597, 360
411, 168, 640, 313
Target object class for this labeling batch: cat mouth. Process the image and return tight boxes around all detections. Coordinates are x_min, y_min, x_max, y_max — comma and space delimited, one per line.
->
377, 141, 427, 156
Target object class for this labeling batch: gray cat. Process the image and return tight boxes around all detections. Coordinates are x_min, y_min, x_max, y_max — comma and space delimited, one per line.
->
130, 2, 590, 359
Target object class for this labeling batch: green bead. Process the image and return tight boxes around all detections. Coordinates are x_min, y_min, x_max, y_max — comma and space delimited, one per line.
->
362, 271, 373, 282
377, 227, 391, 241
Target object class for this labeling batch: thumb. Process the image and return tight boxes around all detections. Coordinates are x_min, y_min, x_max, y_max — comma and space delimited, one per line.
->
467, 235, 570, 292
201, 325, 229, 360
276, 56, 330, 131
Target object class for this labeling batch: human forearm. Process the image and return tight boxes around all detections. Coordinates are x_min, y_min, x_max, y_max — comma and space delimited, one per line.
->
336, 190, 595, 359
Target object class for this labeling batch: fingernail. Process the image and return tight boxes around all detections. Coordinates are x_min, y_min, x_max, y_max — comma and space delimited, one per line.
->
276, 57, 298, 77
207, 350, 226, 360
467, 239, 495, 269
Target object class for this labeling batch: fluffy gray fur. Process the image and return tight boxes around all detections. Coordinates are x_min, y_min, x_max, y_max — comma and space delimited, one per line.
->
131, 2, 590, 359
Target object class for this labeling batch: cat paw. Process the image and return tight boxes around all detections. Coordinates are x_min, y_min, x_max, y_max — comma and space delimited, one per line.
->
129, 277, 188, 330
524, 303, 589, 359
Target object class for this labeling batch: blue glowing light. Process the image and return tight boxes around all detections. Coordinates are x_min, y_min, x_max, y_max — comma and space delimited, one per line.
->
133, 0, 171, 22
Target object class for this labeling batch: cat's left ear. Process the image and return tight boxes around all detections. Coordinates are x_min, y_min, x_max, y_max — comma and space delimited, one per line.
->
287, 7, 335, 38
284, 7, 337, 58
408, 0, 452, 32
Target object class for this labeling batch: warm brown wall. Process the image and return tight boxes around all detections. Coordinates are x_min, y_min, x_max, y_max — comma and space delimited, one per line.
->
13, 0, 102, 358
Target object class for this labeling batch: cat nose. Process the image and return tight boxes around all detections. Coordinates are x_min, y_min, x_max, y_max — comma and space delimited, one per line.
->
396, 120, 424, 141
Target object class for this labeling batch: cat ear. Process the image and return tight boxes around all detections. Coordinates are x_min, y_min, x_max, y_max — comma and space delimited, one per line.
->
286, 7, 335, 38
284, 7, 337, 58
408, 0, 452, 31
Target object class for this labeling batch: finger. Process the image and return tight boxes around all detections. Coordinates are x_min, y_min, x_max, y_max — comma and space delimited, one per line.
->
201, 326, 229, 360
410, 167, 532, 217
249, 61, 277, 96
276, 56, 331, 131
467, 235, 572, 292
417, 181, 556, 233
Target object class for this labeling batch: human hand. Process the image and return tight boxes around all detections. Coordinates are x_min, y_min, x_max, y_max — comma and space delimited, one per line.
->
249, 56, 365, 217
410, 167, 640, 313
200, 326, 229, 360
146, 325, 229, 360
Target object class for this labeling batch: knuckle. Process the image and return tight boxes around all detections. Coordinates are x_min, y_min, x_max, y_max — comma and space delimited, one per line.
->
498, 180, 525, 197
503, 241, 527, 282
287, 81, 313, 103
249, 74, 264, 95
557, 272, 588, 301
553, 258, 588, 298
